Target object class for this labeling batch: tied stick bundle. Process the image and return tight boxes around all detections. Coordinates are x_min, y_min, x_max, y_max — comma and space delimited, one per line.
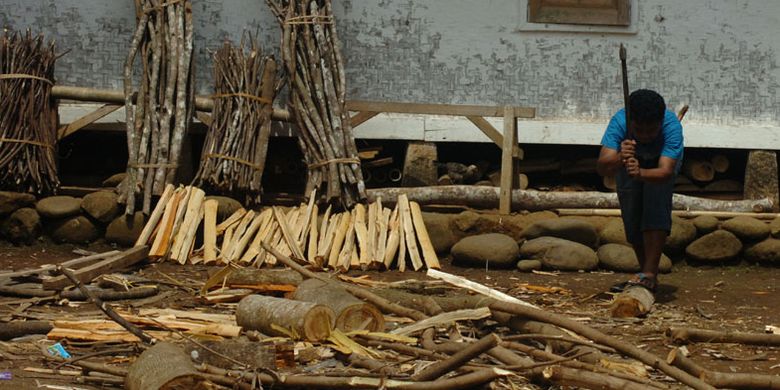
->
0, 31, 58, 194
122, 0, 194, 215
194, 38, 278, 205
267, 0, 365, 208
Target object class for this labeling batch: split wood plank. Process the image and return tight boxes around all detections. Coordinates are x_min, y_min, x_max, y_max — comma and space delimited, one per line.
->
149, 188, 185, 258
167, 187, 193, 258
202, 199, 219, 263
337, 215, 357, 272
398, 194, 423, 270
171, 187, 205, 263
409, 201, 441, 269
242, 217, 276, 264
328, 212, 352, 269
225, 210, 256, 258
227, 210, 269, 262
43, 246, 150, 290
274, 207, 305, 260
353, 204, 371, 269
390, 308, 492, 336
427, 269, 538, 309
216, 208, 247, 235
376, 206, 390, 268
135, 184, 175, 246
307, 204, 319, 265
366, 201, 377, 267
0, 250, 120, 280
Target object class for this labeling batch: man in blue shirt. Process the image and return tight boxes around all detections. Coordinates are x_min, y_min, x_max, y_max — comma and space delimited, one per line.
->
597, 89, 684, 294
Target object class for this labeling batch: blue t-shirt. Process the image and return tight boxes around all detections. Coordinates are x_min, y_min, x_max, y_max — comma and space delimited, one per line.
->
600, 108, 684, 161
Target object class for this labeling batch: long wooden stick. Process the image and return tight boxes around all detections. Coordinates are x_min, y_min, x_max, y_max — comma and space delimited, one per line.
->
666, 327, 780, 346
56, 265, 154, 344
412, 334, 502, 381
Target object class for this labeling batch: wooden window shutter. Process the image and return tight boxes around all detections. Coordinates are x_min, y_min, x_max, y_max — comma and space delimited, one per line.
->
528, 0, 631, 26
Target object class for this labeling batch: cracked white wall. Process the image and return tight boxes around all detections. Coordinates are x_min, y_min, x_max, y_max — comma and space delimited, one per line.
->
2, 0, 778, 134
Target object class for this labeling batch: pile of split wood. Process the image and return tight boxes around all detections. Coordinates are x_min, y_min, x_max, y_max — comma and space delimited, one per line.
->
136, 185, 440, 271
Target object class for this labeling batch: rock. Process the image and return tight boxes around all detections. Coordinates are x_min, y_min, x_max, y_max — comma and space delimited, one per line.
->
451, 233, 519, 268
685, 230, 742, 263
597, 243, 672, 273
721, 216, 770, 242
0, 191, 36, 215
81, 191, 120, 224
521, 217, 599, 248
599, 219, 629, 245
516, 259, 542, 272
106, 212, 147, 247
102, 172, 127, 187
205, 196, 243, 221
744, 238, 780, 264
0, 208, 41, 244
520, 237, 598, 271
452, 210, 557, 242
664, 216, 697, 255
50, 216, 99, 244
771, 217, 780, 238
692, 215, 719, 235
36, 196, 82, 219
422, 212, 460, 254
402, 141, 438, 186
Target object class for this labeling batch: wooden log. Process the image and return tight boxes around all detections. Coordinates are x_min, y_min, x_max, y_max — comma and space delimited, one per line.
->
668, 347, 780, 390
666, 327, 780, 346
666, 348, 704, 377
411, 333, 502, 381
61, 286, 158, 301
236, 295, 334, 341
126, 342, 207, 390
541, 366, 652, 390
410, 201, 441, 269
703, 179, 742, 193
292, 279, 384, 332
683, 158, 715, 182
136, 184, 174, 246
711, 154, 730, 173
0, 320, 52, 340
610, 285, 655, 318
43, 246, 150, 290
398, 194, 423, 270
367, 185, 774, 212
225, 268, 303, 287
203, 199, 219, 263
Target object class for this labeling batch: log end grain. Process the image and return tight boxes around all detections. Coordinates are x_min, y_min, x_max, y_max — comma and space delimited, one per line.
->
125, 342, 207, 390
336, 303, 385, 333
610, 286, 654, 318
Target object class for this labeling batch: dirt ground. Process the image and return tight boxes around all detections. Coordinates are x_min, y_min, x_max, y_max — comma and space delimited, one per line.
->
1, 240, 779, 389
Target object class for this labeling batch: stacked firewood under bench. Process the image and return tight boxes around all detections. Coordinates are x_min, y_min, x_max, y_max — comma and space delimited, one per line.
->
135, 184, 440, 271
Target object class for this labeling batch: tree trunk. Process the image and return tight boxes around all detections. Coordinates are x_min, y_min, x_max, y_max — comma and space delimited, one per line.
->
236, 295, 334, 341
367, 185, 773, 212
292, 279, 384, 332
0, 320, 52, 340
126, 342, 208, 390
744, 150, 779, 212
710, 154, 730, 173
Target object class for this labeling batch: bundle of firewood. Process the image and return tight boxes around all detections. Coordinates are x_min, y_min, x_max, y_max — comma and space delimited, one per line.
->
122, 0, 194, 215
136, 186, 440, 271
194, 38, 278, 205
267, 0, 365, 208
0, 31, 58, 194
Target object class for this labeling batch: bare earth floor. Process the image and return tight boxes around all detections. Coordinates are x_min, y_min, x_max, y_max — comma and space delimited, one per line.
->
1, 240, 778, 389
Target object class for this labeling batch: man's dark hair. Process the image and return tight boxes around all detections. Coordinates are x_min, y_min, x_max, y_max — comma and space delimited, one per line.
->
629, 89, 665, 124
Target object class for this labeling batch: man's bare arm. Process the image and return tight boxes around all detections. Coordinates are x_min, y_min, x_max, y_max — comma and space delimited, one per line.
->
597, 146, 622, 177
638, 156, 677, 182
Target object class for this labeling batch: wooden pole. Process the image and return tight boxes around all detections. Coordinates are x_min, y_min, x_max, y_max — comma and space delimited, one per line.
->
499, 106, 517, 214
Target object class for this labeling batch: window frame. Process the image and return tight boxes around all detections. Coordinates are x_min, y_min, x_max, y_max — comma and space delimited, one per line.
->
516, 0, 638, 34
